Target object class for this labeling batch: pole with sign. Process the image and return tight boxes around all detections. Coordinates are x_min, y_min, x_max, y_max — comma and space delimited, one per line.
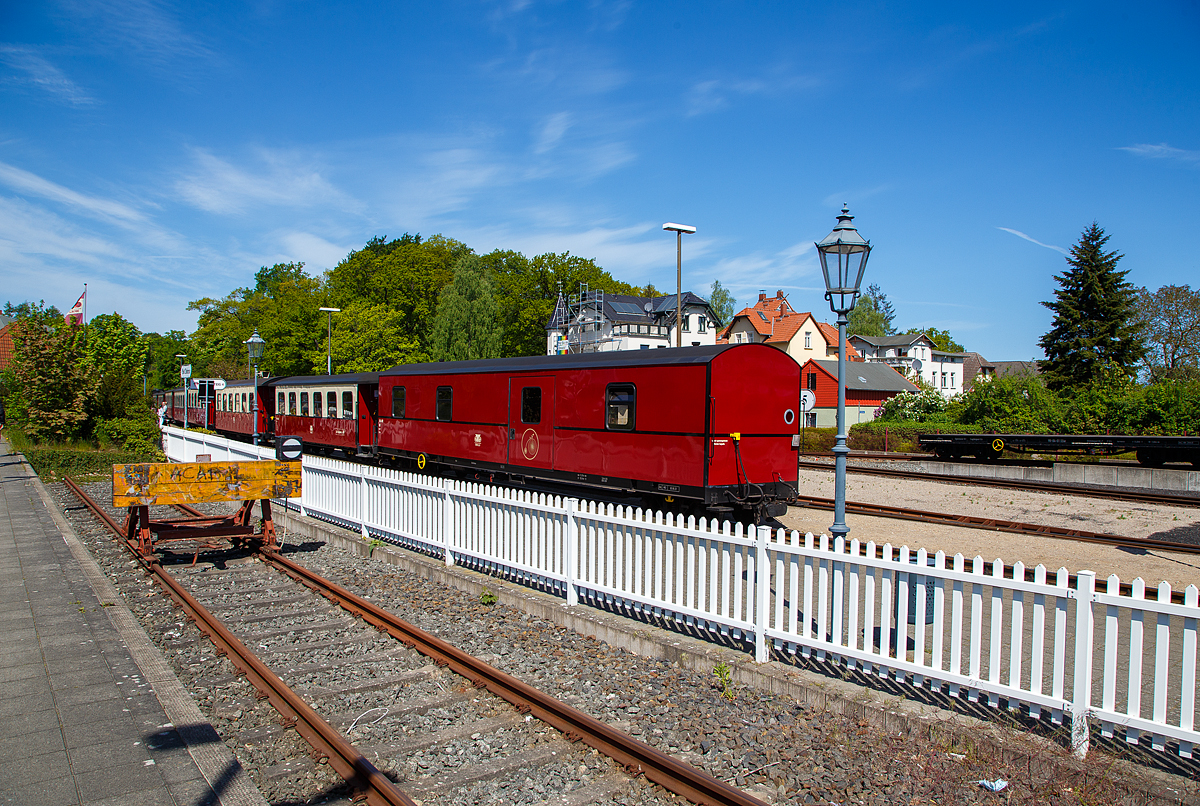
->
180, 364, 192, 433
798, 388, 816, 484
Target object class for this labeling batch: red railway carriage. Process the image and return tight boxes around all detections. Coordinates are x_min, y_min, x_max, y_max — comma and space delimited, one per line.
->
269, 373, 379, 454
157, 386, 216, 430
212, 379, 270, 440
377, 344, 800, 517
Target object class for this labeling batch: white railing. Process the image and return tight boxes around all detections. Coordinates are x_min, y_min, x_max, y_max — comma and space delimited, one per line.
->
162, 426, 1200, 759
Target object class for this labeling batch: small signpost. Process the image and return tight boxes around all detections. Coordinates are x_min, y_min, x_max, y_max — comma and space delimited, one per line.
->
113, 460, 302, 559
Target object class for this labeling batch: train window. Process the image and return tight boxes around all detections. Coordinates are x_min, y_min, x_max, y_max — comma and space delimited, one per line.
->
278, 391, 286, 413
327, 391, 337, 418
521, 387, 541, 424
288, 392, 297, 415
313, 392, 324, 417
392, 386, 406, 418
605, 384, 635, 431
300, 392, 309, 416
436, 386, 452, 421
342, 391, 354, 419
242, 393, 248, 412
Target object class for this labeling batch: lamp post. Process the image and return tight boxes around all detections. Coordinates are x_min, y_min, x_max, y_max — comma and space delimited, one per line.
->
244, 331, 265, 446
815, 206, 871, 540
175, 353, 188, 433
662, 223, 696, 347
318, 307, 340, 374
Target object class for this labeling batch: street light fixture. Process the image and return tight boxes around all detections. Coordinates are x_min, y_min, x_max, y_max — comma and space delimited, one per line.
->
244, 331, 266, 446
175, 354, 188, 433
815, 205, 872, 540
662, 223, 696, 347
319, 307, 341, 374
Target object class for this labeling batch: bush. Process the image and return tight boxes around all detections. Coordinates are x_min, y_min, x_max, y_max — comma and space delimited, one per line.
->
94, 415, 162, 452
875, 386, 951, 423
795, 427, 837, 452
848, 421, 984, 452
22, 446, 161, 480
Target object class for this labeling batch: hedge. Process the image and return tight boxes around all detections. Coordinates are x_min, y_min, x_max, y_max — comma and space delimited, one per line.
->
22, 446, 163, 480
848, 421, 985, 452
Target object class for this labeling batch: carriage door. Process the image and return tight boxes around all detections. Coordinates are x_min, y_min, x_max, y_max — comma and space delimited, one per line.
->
507, 377, 554, 470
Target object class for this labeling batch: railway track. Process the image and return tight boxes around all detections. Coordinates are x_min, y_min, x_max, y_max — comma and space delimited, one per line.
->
785, 491, 1200, 556
62, 477, 767, 806
796, 459, 1200, 508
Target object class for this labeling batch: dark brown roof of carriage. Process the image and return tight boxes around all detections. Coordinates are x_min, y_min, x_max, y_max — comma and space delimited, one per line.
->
381, 344, 778, 377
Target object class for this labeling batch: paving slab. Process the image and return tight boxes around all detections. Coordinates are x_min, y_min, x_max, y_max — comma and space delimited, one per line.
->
0, 438, 267, 806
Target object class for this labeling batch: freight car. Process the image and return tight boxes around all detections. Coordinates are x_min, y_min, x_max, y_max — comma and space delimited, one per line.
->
917, 432, 1200, 467
158, 344, 803, 519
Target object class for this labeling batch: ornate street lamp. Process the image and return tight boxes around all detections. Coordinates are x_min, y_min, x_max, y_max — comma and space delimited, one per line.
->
245, 331, 266, 446
815, 205, 872, 540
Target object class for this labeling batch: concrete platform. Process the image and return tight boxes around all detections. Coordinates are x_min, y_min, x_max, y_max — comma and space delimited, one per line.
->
0, 438, 267, 806
903, 458, 1200, 493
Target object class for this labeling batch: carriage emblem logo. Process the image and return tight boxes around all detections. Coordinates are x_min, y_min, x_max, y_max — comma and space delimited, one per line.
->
521, 429, 539, 460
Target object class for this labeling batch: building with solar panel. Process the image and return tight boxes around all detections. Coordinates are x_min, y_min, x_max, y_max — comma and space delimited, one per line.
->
546, 286, 723, 354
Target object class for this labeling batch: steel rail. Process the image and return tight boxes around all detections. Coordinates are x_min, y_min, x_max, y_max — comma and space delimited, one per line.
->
797, 459, 1200, 508
62, 478, 417, 806
259, 550, 770, 806
788, 492, 1200, 555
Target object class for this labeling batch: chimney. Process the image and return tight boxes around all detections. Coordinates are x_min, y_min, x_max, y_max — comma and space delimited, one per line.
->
758, 291, 766, 303
776, 289, 783, 298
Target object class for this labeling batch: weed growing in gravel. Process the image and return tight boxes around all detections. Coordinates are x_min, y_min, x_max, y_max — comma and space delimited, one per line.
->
479, 588, 498, 606
713, 661, 735, 700
368, 538, 384, 557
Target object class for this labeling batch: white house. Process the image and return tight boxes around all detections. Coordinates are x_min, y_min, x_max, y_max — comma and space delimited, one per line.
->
546, 289, 721, 354
848, 333, 970, 397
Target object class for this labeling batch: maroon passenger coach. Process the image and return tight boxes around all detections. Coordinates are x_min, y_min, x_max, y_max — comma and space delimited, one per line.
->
377, 344, 801, 518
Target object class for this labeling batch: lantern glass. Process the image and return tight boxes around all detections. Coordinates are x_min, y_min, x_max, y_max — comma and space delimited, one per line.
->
245, 330, 266, 361
815, 206, 871, 315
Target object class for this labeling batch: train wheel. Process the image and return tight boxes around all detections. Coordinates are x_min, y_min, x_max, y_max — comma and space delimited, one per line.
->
1137, 448, 1165, 468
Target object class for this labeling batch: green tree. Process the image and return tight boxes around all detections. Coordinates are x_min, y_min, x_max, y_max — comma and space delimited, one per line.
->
706, 280, 736, 326
847, 295, 888, 337
145, 331, 191, 390
321, 300, 424, 372
1039, 223, 1143, 390
430, 256, 503, 362
485, 249, 640, 358
1135, 284, 1200, 382
904, 327, 964, 353
85, 312, 149, 419
4, 299, 63, 322
326, 234, 472, 355
9, 319, 97, 441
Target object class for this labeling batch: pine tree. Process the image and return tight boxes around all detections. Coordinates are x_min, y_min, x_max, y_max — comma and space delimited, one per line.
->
1039, 222, 1143, 390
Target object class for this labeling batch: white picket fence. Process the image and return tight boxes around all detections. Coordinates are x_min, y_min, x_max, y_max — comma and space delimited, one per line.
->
163, 426, 1200, 759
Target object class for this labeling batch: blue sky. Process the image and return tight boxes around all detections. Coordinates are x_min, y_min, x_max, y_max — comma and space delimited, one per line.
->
2, 1, 1197, 361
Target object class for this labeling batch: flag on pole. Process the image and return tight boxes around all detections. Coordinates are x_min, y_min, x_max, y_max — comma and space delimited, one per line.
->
66, 291, 85, 325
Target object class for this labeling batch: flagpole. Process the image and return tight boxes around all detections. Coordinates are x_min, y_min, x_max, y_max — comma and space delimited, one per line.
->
83, 283, 87, 333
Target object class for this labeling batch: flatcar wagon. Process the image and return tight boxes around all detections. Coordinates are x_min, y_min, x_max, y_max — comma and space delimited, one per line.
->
376, 344, 800, 518
918, 432, 1200, 466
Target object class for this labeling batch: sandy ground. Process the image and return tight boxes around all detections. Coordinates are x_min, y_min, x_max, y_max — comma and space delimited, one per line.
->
778, 468, 1200, 593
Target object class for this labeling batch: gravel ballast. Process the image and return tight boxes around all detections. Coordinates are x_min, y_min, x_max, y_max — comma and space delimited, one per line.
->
46, 477, 1199, 805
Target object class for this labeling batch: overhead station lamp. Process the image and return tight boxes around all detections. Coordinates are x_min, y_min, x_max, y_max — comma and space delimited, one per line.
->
245, 330, 266, 446
662, 223, 697, 347
319, 307, 340, 375
815, 205, 872, 540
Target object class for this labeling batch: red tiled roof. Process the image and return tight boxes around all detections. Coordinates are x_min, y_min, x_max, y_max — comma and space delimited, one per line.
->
815, 321, 862, 359
0, 323, 15, 372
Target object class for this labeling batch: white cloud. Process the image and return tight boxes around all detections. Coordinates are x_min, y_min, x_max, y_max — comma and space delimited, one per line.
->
0, 46, 95, 105
0, 161, 143, 224
175, 148, 351, 215
996, 226, 1068, 255
534, 112, 572, 154
274, 231, 354, 271
1118, 143, 1200, 167
686, 69, 820, 116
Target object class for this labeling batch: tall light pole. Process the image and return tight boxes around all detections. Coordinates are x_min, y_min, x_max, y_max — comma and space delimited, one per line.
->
319, 307, 340, 374
244, 331, 265, 446
175, 353, 188, 433
815, 206, 871, 540
662, 223, 696, 347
